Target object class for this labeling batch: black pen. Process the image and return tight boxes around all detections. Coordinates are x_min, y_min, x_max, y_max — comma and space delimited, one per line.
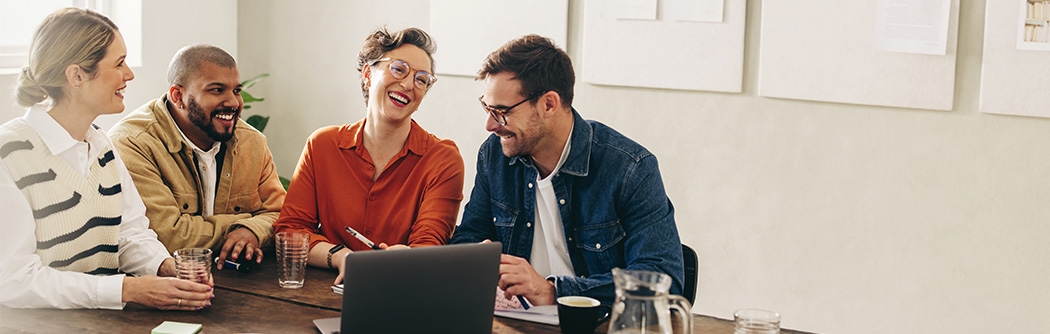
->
345, 226, 383, 250
517, 295, 531, 310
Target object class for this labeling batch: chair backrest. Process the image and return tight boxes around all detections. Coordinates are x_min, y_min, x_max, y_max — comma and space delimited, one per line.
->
681, 244, 698, 305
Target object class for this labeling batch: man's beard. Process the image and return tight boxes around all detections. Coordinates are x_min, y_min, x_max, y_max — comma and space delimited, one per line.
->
187, 96, 237, 142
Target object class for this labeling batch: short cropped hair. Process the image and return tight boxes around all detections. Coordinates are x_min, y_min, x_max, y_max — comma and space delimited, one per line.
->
356, 27, 436, 105
476, 34, 574, 108
17, 8, 118, 107
167, 43, 237, 87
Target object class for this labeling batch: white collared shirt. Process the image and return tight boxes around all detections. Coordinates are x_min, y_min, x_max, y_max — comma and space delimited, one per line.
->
0, 105, 170, 309
176, 130, 221, 217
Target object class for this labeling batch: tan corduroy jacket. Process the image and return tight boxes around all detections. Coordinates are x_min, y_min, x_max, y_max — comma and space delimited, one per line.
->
109, 94, 285, 253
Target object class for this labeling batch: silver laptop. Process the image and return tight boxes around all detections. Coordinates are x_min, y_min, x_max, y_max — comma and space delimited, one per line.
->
315, 242, 501, 334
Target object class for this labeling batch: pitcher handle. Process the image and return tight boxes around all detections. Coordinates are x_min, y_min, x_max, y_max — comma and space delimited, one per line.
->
668, 294, 694, 334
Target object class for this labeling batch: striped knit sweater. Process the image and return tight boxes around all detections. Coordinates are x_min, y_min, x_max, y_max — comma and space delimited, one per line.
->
0, 119, 121, 275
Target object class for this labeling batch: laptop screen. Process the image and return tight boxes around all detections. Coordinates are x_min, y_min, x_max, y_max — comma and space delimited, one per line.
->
338, 242, 502, 334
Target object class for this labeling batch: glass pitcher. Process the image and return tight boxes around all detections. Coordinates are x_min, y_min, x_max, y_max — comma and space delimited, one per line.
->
607, 268, 693, 334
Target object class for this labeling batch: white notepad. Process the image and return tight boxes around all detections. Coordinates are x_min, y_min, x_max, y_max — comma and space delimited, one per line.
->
494, 305, 559, 326
151, 321, 202, 334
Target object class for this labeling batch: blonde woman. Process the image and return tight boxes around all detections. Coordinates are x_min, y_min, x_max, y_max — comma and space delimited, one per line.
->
0, 8, 212, 310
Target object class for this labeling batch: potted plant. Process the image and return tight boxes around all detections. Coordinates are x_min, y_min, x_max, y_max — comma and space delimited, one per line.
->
240, 73, 291, 189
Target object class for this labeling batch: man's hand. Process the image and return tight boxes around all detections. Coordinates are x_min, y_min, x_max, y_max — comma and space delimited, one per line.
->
498, 254, 556, 306
217, 227, 262, 266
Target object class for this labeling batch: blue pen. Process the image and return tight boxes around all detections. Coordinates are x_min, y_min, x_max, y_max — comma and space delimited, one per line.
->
345, 226, 383, 250
214, 258, 250, 273
517, 295, 531, 310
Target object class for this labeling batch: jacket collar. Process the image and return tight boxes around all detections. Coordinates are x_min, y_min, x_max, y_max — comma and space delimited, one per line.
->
145, 93, 239, 154
512, 108, 591, 178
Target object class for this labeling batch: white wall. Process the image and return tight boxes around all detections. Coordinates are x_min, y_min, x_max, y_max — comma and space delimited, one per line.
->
1, 1, 1045, 332
240, 1, 1050, 333
0, 1, 238, 130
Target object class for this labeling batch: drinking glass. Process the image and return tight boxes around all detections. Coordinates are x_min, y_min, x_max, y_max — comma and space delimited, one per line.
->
173, 248, 212, 284
734, 308, 780, 334
276, 231, 310, 289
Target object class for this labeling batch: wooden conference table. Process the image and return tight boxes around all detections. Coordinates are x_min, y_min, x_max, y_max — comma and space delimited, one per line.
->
0, 254, 807, 333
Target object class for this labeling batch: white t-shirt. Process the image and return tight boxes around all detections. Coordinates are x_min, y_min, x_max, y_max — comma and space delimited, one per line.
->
529, 125, 575, 278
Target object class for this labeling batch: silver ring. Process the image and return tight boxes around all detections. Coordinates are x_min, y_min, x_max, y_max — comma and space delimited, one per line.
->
178, 299, 183, 307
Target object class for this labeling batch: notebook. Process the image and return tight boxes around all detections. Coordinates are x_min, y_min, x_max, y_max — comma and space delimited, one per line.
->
314, 242, 502, 334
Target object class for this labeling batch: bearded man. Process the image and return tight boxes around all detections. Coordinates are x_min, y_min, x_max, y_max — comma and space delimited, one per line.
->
110, 44, 285, 266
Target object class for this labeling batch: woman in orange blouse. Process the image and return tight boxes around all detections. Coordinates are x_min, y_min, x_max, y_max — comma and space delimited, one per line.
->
273, 27, 464, 284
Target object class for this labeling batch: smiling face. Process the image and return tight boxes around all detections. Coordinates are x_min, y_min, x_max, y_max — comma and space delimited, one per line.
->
173, 61, 243, 147
481, 72, 549, 158
364, 44, 432, 124
80, 32, 135, 116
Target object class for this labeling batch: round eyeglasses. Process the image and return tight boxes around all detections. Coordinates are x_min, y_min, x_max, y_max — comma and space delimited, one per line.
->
478, 92, 543, 126
372, 58, 437, 90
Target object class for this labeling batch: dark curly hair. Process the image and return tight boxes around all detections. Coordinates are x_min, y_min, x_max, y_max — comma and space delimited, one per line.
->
356, 27, 436, 105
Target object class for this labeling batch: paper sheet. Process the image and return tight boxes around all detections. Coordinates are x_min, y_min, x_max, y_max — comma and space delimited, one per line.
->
582, 0, 747, 92
494, 305, 559, 326
429, 0, 568, 76
602, 0, 658, 20
494, 287, 525, 310
873, 0, 951, 55
493, 287, 558, 325
672, 0, 725, 22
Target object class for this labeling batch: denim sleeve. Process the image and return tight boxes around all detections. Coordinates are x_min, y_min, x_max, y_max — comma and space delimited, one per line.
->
551, 153, 685, 304
450, 145, 498, 244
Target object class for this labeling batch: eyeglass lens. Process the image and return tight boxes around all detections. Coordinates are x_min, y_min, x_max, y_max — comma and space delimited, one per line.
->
480, 96, 535, 126
387, 59, 435, 90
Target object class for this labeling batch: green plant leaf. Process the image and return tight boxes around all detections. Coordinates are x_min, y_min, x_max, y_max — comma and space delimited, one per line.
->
241, 73, 270, 90
280, 176, 291, 190
245, 115, 269, 132
242, 91, 266, 104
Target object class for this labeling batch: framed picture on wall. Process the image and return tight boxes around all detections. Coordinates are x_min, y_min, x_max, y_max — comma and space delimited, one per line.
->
1017, 0, 1050, 51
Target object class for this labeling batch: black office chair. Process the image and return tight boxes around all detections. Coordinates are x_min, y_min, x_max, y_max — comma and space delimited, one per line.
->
681, 244, 698, 305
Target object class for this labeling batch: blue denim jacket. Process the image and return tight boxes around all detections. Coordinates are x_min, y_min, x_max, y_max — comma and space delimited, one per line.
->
451, 109, 684, 305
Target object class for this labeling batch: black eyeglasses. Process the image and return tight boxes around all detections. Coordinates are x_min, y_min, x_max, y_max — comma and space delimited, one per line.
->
372, 58, 437, 90
479, 92, 543, 126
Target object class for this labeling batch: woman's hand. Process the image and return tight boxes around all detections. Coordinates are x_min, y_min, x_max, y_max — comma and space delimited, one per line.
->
332, 248, 350, 286
122, 276, 214, 311
378, 242, 410, 250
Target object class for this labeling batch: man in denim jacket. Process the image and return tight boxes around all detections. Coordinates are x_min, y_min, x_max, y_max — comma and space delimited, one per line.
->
451, 35, 684, 307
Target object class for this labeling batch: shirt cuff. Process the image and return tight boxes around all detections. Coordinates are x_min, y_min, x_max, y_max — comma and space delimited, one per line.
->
97, 274, 127, 310
546, 275, 560, 297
